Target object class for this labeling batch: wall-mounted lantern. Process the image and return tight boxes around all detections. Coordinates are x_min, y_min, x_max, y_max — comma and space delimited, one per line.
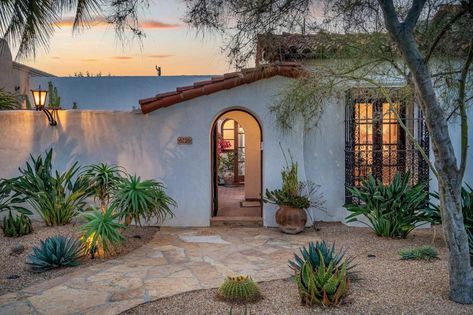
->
31, 86, 57, 126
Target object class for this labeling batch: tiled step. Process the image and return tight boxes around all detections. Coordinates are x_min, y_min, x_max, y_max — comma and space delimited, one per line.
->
210, 216, 263, 227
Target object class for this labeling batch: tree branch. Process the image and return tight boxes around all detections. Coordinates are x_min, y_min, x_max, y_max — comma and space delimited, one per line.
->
404, 0, 428, 31
425, 9, 466, 62
458, 37, 473, 180
377, 0, 401, 35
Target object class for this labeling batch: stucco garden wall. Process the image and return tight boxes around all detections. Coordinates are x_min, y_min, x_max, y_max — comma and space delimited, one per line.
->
0, 75, 471, 227
0, 77, 306, 227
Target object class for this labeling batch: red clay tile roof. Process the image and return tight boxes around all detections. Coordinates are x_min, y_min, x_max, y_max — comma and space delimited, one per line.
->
139, 62, 307, 114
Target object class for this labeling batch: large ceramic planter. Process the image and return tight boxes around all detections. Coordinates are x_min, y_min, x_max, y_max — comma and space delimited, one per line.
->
275, 205, 307, 234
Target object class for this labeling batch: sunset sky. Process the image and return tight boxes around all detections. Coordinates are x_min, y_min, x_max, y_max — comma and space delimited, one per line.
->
22, 1, 230, 76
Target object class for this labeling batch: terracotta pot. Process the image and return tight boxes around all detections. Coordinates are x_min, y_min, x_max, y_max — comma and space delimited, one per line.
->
275, 205, 307, 234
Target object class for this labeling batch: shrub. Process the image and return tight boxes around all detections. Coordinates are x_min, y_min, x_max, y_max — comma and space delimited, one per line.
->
12, 149, 90, 226
79, 163, 125, 210
296, 259, 349, 307
2, 211, 33, 237
26, 235, 83, 272
81, 207, 125, 258
218, 275, 260, 302
0, 179, 30, 215
289, 241, 355, 276
400, 246, 439, 261
345, 172, 429, 238
111, 175, 176, 226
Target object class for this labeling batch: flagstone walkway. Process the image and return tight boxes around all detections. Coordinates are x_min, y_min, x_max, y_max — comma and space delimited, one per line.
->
0, 227, 317, 315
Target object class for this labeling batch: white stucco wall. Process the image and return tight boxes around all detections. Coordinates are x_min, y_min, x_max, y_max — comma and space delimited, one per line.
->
29, 76, 212, 111
0, 75, 471, 227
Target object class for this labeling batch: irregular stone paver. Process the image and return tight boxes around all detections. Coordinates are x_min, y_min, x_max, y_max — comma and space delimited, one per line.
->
0, 227, 316, 315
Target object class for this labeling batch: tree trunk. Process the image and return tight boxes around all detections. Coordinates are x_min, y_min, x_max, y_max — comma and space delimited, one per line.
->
378, 0, 473, 303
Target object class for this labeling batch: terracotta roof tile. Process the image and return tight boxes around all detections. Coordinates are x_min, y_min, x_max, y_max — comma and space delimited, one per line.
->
139, 62, 307, 114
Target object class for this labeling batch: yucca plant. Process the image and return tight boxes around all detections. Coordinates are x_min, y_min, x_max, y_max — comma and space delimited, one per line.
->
2, 211, 33, 237
12, 149, 91, 226
79, 163, 125, 211
81, 206, 125, 258
26, 235, 84, 272
296, 257, 349, 307
400, 246, 439, 261
345, 172, 429, 238
111, 175, 176, 226
289, 241, 355, 276
218, 275, 260, 302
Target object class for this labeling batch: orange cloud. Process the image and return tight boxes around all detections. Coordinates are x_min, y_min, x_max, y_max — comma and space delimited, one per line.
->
112, 56, 133, 60
147, 54, 173, 58
55, 17, 180, 30
50, 56, 61, 59
82, 58, 98, 62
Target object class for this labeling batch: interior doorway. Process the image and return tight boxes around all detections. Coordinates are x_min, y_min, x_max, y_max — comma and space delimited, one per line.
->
211, 110, 262, 218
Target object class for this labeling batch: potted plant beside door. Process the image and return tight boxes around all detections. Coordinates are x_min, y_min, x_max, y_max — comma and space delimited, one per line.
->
263, 158, 321, 234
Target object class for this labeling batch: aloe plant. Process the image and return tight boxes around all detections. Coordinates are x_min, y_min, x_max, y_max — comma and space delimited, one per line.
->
296, 257, 349, 307
2, 211, 33, 237
26, 235, 84, 272
111, 175, 176, 226
79, 163, 125, 210
81, 206, 125, 258
289, 241, 355, 276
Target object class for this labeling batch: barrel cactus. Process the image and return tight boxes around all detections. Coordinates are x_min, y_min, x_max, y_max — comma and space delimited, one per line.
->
296, 257, 349, 307
218, 275, 260, 302
26, 235, 84, 272
2, 211, 33, 237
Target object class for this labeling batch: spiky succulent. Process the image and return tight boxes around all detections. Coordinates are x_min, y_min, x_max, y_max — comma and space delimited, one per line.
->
296, 257, 349, 307
26, 235, 84, 272
400, 246, 439, 261
218, 275, 260, 302
289, 241, 355, 276
2, 211, 33, 237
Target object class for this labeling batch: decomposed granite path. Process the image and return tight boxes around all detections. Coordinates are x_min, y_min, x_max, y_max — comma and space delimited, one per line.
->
0, 227, 316, 315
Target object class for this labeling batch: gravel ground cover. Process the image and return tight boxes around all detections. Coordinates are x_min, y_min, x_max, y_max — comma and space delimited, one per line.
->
123, 223, 473, 315
0, 220, 158, 295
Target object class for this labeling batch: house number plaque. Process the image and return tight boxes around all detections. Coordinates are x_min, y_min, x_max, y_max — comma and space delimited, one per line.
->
177, 136, 193, 145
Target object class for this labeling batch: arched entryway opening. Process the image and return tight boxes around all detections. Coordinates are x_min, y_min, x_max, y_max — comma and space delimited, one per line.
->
211, 109, 262, 220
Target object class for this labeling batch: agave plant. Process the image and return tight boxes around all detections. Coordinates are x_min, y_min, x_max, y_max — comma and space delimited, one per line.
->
111, 175, 176, 226
81, 206, 125, 258
296, 258, 349, 307
218, 275, 260, 302
345, 172, 429, 238
26, 235, 84, 272
12, 149, 91, 226
79, 163, 125, 210
2, 211, 33, 237
289, 241, 355, 276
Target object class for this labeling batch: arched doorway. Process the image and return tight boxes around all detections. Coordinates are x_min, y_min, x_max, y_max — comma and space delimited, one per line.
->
211, 109, 262, 219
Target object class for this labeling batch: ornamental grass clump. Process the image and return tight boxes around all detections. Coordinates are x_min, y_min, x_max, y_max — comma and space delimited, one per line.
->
218, 275, 261, 302
400, 246, 439, 261
26, 235, 84, 272
345, 172, 429, 238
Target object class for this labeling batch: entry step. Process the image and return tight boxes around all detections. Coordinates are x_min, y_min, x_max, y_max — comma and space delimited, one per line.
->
210, 216, 263, 227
